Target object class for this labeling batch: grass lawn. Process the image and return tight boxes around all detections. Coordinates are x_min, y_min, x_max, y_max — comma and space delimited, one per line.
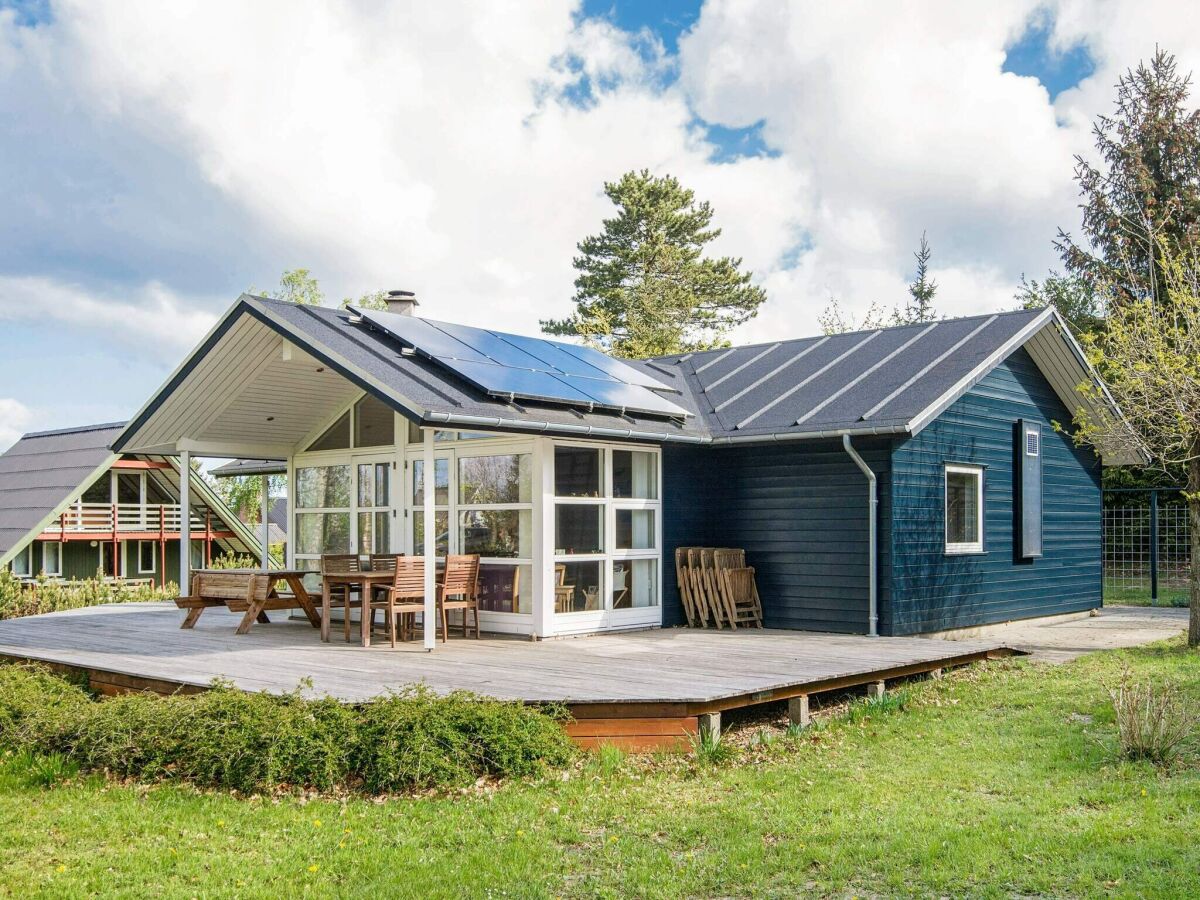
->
1, 640, 1198, 898
1103, 580, 1190, 607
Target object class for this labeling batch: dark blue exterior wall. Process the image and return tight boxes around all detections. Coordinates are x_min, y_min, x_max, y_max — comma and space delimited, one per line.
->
662, 438, 891, 633
888, 347, 1103, 634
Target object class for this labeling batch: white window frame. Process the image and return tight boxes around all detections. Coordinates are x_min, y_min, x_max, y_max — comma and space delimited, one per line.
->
550, 440, 662, 635
137, 540, 157, 575
9, 544, 32, 577
944, 463, 985, 555
41, 542, 63, 577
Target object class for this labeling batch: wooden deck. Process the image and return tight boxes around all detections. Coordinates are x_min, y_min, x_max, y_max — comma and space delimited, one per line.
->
0, 602, 1015, 749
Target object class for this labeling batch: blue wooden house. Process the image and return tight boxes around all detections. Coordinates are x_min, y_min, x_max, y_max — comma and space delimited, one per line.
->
103, 293, 1138, 639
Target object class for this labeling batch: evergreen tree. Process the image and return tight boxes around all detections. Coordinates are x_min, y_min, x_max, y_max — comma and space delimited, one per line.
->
542, 169, 767, 357
899, 232, 938, 324
1056, 49, 1200, 307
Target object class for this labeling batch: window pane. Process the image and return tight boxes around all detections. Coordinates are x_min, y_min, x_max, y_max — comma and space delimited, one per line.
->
406, 422, 459, 444
295, 512, 351, 555
459, 509, 531, 558
412, 458, 449, 506
137, 542, 154, 573
613, 559, 657, 609
354, 395, 394, 447
296, 466, 351, 509
412, 510, 449, 557
477, 563, 531, 614
117, 473, 141, 504
458, 454, 532, 504
613, 450, 657, 499
555, 560, 602, 613
42, 543, 62, 576
554, 447, 602, 497
358, 511, 391, 556
307, 411, 351, 452
357, 463, 390, 508
615, 508, 656, 550
946, 470, 980, 545
555, 504, 603, 555
81, 477, 109, 504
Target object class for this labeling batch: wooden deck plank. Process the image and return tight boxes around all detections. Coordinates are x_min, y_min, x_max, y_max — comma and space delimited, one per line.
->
0, 602, 1012, 707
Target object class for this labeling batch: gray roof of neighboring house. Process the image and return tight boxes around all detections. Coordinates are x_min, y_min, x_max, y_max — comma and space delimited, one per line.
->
0, 423, 122, 559
209, 458, 287, 477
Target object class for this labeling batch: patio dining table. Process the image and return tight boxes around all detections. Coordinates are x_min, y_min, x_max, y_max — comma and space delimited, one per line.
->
321, 565, 447, 647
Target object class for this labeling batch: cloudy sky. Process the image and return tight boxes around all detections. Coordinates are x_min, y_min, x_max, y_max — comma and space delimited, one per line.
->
1, 0, 1197, 449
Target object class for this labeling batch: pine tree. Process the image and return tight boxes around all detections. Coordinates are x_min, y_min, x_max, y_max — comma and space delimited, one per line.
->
1056, 49, 1200, 307
542, 169, 767, 357
899, 232, 938, 324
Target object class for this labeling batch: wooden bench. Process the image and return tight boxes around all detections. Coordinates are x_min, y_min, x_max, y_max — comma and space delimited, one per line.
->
175, 572, 299, 634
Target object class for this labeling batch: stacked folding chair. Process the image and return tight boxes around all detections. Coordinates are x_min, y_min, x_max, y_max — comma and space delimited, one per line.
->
674, 546, 763, 629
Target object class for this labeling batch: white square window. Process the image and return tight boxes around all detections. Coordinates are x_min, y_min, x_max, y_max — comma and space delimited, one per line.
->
945, 465, 984, 554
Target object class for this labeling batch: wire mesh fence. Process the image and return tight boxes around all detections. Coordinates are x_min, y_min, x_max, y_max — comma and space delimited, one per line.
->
1102, 489, 1190, 607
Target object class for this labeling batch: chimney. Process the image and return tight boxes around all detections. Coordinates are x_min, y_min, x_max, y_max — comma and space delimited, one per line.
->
385, 289, 419, 316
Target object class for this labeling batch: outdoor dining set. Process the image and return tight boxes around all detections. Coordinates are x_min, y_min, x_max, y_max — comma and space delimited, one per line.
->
173, 553, 483, 647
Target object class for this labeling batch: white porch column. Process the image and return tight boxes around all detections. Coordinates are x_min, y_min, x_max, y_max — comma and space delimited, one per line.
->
260, 476, 271, 572
533, 437, 555, 639
179, 449, 191, 595
422, 427, 437, 650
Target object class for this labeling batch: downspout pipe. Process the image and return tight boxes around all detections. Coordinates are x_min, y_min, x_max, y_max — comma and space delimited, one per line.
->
842, 434, 878, 637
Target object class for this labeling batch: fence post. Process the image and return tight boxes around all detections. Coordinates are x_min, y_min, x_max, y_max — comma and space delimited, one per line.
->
1149, 489, 1159, 604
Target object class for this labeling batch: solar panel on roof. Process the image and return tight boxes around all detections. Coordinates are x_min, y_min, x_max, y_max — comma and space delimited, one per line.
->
354, 308, 690, 418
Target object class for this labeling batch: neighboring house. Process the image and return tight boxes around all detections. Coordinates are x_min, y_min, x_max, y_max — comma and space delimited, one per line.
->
208, 458, 289, 548
0, 423, 261, 585
110, 293, 1140, 637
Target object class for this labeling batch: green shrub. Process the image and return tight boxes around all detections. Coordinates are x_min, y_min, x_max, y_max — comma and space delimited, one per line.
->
688, 727, 735, 766
0, 664, 92, 750
356, 687, 575, 792
0, 665, 575, 794
845, 688, 911, 724
71, 686, 359, 792
0, 569, 175, 620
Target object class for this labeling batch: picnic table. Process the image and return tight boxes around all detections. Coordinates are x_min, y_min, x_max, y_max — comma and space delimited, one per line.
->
181, 569, 321, 632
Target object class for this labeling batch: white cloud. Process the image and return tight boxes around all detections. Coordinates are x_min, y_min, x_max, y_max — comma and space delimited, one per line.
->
0, 398, 34, 452
0, 275, 217, 363
2, 0, 1200, 368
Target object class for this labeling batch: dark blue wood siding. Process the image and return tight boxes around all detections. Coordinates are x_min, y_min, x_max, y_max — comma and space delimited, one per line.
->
888, 347, 1102, 634
663, 438, 890, 633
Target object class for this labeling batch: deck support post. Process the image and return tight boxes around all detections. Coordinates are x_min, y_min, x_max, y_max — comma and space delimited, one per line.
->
260, 476, 271, 573
179, 450, 190, 596
787, 695, 811, 728
697, 712, 721, 741
422, 427, 437, 651
867, 681, 886, 700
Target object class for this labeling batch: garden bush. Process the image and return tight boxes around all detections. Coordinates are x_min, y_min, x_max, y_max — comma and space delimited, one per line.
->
0, 664, 575, 794
356, 687, 574, 792
0, 569, 175, 620
1110, 671, 1199, 765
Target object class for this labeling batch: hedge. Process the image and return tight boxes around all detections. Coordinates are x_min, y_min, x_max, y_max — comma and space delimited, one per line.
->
0, 665, 574, 794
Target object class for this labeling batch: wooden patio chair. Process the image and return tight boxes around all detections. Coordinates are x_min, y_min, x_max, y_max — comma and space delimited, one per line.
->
375, 557, 427, 647
698, 548, 728, 629
439, 554, 481, 640
554, 563, 574, 613
321, 553, 365, 642
719, 566, 764, 629
684, 548, 711, 627
714, 548, 762, 624
367, 553, 404, 629
674, 547, 698, 627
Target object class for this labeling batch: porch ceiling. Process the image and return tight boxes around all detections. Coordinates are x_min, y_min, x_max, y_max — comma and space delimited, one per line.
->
120, 313, 363, 458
